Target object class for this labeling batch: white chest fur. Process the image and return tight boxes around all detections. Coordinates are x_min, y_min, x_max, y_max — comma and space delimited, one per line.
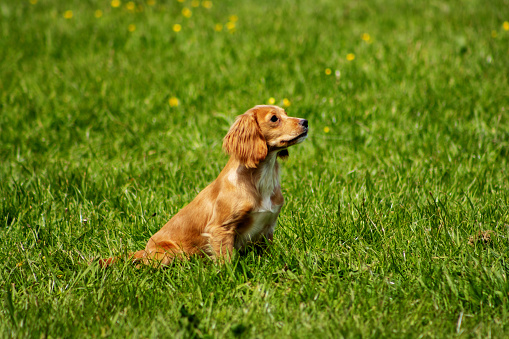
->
234, 153, 282, 249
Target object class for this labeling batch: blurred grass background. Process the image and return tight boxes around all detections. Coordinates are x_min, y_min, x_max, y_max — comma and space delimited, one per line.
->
1, 0, 509, 337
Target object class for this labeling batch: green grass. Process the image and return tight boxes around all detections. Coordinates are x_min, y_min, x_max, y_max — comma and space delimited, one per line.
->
1, 0, 509, 337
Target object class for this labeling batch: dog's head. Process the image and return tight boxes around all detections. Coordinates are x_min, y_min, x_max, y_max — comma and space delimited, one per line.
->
223, 105, 308, 168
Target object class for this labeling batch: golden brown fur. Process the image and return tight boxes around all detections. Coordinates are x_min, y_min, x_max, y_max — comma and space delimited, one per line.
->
100, 105, 308, 267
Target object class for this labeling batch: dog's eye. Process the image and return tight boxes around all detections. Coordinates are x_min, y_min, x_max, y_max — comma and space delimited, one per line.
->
270, 115, 278, 122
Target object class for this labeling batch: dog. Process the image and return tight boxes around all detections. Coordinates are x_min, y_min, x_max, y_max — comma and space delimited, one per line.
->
100, 105, 308, 267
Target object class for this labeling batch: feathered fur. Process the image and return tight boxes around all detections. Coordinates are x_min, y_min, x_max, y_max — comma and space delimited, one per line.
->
99, 105, 308, 267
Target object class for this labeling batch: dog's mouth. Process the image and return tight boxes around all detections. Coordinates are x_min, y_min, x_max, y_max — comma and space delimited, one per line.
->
286, 130, 308, 145
269, 129, 309, 151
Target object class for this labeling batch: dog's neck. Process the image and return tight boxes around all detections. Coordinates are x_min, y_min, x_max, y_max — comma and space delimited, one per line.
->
255, 151, 279, 199
225, 151, 281, 200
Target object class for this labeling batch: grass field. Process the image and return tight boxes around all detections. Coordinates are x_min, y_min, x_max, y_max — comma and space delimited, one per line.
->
1, 0, 509, 337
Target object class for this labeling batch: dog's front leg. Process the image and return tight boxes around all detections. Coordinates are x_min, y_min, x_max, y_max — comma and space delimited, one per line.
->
206, 224, 235, 261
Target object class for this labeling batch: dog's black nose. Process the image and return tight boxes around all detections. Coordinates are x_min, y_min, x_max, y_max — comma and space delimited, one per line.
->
300, 119, 308, 128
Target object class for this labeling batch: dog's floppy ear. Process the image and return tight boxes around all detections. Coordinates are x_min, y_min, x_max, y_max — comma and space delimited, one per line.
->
223, 111, 267, 168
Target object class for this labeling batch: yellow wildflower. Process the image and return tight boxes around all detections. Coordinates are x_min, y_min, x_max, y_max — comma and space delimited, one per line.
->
191, 0, 200, 7
226, 21, 236, 31
182, 7, 192, 18
268, 97, 276, 105
63, 10, 73, 19
361, 33, 371, 42
229, 15, 238, 22
95, 10, 103, 18
504, 21, 509, 31
128, 24, 136, 32
126, 1, 136, 11
111, 0, 121, 8
169, 97, 179, 107
29, 0, 38, 4
346, 53, 355, 61
214, 23, 223, 32
325, 68, 332, 75
283, 98, 291, 107
323, 127, 330, 133
491, 30, 497, 38
147, 0, 156, 5
202, 1, 213, 8
173, 24, 182, 32
16, 262, 23, 267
